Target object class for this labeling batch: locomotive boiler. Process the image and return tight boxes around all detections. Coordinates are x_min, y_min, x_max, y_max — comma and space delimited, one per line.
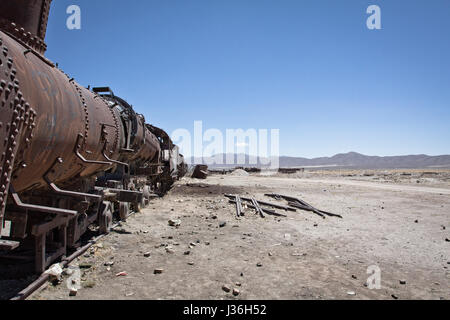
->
0, 0, 187, 273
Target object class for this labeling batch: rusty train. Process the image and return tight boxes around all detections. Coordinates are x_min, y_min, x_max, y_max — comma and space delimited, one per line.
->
0, 0, 187, 273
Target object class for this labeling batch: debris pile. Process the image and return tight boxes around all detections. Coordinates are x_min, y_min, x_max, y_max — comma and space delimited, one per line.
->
236, 167, 261, 173
266, 194, 343, 219
192, 165, 208, 179
224, 194, 293, 218
230, 169, 249, 177
224, 193, 343, 220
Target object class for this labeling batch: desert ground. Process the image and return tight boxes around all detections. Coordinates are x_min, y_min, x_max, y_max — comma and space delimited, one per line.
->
17, 169, 450, 300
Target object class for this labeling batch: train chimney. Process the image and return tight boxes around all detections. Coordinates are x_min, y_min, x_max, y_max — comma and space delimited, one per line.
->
0, 0, 52, 54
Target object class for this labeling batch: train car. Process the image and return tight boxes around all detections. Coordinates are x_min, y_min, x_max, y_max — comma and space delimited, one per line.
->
0, 0, 186, 273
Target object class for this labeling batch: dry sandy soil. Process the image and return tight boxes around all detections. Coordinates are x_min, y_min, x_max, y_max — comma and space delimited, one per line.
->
27, 170, 450, 300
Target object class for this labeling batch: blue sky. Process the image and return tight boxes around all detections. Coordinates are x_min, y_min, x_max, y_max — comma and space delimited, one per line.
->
45, 0, 450, 158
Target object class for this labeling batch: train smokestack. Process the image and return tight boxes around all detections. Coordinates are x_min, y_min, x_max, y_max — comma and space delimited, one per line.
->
0, 0, 52, 53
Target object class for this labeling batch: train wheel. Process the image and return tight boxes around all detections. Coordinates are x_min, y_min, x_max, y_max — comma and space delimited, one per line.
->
99, 201, 113, 234
119, 202, 129, 221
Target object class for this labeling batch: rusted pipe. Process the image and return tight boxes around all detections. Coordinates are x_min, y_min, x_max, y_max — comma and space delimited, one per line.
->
10, 186, 78, 217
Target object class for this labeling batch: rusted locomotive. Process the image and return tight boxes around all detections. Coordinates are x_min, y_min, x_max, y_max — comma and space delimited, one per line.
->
0, 0, 187, 273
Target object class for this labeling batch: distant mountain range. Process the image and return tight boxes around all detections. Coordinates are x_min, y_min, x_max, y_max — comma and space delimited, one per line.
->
187, 152, 450, 169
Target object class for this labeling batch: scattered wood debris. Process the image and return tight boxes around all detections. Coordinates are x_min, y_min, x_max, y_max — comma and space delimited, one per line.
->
224, 194, 292, 218
265, 193, 343, 219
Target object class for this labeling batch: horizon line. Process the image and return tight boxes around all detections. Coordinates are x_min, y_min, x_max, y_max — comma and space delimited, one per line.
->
185, 151, 450, 159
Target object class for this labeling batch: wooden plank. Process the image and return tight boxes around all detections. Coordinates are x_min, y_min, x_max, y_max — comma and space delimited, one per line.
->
235, 195, 242, 217
251, 197, 265, 218
228, 200, 287, 218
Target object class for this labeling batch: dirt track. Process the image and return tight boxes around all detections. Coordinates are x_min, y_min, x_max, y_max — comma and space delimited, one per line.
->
29, 171, 450, 300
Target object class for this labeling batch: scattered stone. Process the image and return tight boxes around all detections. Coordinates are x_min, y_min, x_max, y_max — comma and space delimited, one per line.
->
256, 263, 263, 267
414, 220, 419, 224
188, 262, 195, 266
104, 261, 115, 266
79, 263, 93, 269
399, 280, 407, 285
63, 268, 73, 276
235, 282, 242, 287
69, 289, 78, 297
184, 251, 191, 255
144, 252, 151, 257
165, 246, 175, 254
154, 268, 164, 274
232, 288, 240, 296
168, 219, 181, 227
116, 271, 128, 277
446, 238, 450, 242
45, 264, 63, 282
219, 222, 227, 228
347, 291, 356, 296
391, 294, 399, 300
106, 267, 111, 271
189, 242, 197, 247
352, 275, 358, 280
205, 242, 210, 246
268, 252, 273, 257
222, 285, 231, 293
